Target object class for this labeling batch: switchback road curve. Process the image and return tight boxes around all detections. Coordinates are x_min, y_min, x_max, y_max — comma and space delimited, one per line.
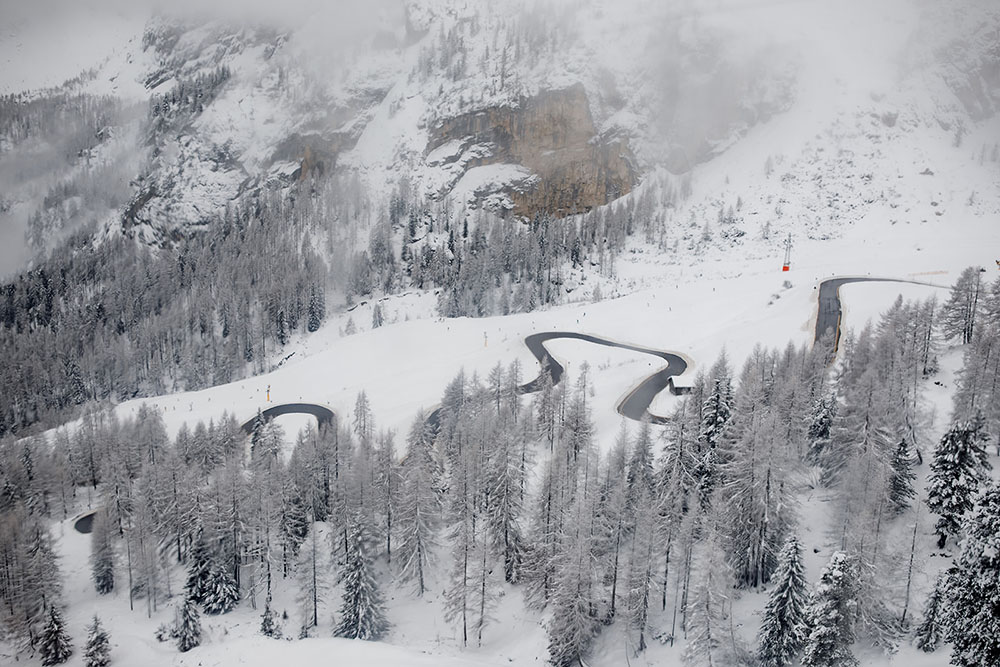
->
518, 332, 688, 425
240, 403, 336, 434
815, 277, 943, 351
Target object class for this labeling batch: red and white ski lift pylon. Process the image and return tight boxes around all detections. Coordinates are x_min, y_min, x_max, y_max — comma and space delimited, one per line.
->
782, 233, 792, 272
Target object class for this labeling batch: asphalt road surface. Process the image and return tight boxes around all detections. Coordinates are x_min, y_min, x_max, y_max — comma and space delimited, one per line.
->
240, 402, 336, 434
520, 332, 687, 424
815, 277, 930, 350
74, 511, 96, 534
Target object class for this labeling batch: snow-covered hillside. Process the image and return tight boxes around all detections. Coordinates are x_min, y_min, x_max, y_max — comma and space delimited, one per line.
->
1, 0, 999, 666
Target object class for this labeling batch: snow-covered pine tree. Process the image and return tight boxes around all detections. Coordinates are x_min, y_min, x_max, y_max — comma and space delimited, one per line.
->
201, 558, 240, 614
722, 408, 792, 588
758, 535, 808, 667
625, 420, 655, 518
547, 510, 600, 666
296, 520, 330, 632
333, 518, 388, 641
914, 574, 944, 652
260, 593, 281, 638
39, 606, 72, 665
801, 551, 859, 667
926, 416, 992, 547
682, 510, 744, 667
699, 376, 732, 451
83, 615, 110, 667
951, 322, 1000, 441
598, 425, 630, 622
486, 417, 526, 584
888, 439, 917, 514
625, 484, 657, 653
176, 593, 202, 653
396, 413, 441, 595
940, 482, 1000, 666
307, 282, 325, 332
443, 447, 476, 647
940, 266, 982, 345
805, 393, 835, 465
90, 509, 115, 595
184, 527, 212, 603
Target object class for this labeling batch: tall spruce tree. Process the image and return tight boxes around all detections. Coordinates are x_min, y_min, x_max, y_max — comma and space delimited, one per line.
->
90, 509, 115, 595
176, 593, 202, 653
333, 519, 388, 641
39, 606, 73, 666
888, 439, 917, 514
926, 416, 992, 547
806, 394, 836, 465
201, 559, 239, 615
758, 535, 809, 667
184, 527, 213, 603
915, 574, 944, 652
940, 482, 1000, 666
260, 593, 281, 639
801, 551, 859, 667
941, 266, 983, 345
83, 615, 110, 667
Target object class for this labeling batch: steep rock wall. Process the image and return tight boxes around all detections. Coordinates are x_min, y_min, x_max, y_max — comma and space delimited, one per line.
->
428, 83, 635, 218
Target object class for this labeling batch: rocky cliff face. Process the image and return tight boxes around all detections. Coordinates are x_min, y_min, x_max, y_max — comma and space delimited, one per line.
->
428, 84, 635, 218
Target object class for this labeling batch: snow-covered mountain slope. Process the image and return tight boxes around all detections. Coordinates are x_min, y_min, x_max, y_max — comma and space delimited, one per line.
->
2, 1, 1000, 665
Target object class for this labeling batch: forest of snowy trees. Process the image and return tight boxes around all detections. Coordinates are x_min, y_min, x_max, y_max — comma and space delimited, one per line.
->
1, 267, 999, 665
0, 156, 669, 438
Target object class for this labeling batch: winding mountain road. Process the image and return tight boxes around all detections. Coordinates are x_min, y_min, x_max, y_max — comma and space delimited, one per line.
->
240, 277, 927, 439
74, 275, 933, 535
519, 332, 688, 424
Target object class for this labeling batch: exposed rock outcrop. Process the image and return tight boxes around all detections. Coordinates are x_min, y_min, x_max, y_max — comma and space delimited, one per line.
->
270, 132, 357, 182
428, 83, 635, 218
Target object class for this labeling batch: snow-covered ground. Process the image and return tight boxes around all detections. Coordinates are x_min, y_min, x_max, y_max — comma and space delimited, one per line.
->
5, 0, 1000, 664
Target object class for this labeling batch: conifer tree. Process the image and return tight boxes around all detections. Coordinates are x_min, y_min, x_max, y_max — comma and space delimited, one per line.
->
39, 606, 73, 665
201, 559, 240, 615
941, 266, 982, 345
295, 521, 330, 632
915, 574, 944, 652
184, 527, 213, 603
888, 439, 917, 514
333, 519, 388, 641
682, 512, 743, 667
260, 593, 281, 638
926, 416, 992, 547
90, 510, 115, 595
176, 593, 202, 653
83, 615, 110, 667
806, 394, 836, 464
700, 377, 732, 450
758, 535, 808, 667
940, 482, 1000, 666
801, 551, 859, 667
